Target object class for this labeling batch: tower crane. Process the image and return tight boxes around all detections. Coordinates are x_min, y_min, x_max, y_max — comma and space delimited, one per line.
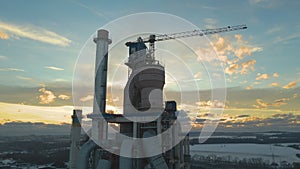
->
125, 24, 247, 67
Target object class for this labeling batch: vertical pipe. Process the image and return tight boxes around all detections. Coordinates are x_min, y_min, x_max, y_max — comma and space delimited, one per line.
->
69, 109, 82, 169
92, 29, 111, 141
119, 140, 133, 169
133, 122, 137, 138
76, 140, 98, 169
143, 130, 169, 169
157, 116, 162, 135
93, 29, 110, 114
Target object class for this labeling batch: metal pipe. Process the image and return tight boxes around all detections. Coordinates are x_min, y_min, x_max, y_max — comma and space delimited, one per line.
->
93, 29, 111, 115
143, 130, 168, 169
119, 140, 133, 169
91, 29, 111, 141
76, 140, 97, 169
69, 109, 82, 169
96, 159, 111, 169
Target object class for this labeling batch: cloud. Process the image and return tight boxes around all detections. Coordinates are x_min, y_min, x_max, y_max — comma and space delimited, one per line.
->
212, 73, 222, 79
232, 35, 262, 59
54, 78, 68, 82
253, 97, 290, 109
80, 95, 93, 102
0, 31, 9, 39
207, 34, 262, 77
225, 63, 239, 75
251, 47, 263, 52
196, 47, 223, 63
193, 72, 202, 78
249, 0, 275, 8
240, 60, 256, 75
273, 73, 279, 78
0, 55, 7, 60
270, 82, 280, 87
194, 110, 300, 131
275, 33, 300, 44
16, 76, 32, 81
0, 68, 24, 72
204, 18, 218, 29
246, 86, 253, 90
273, 98, 289, 106
45, 66, 64, 71
196, 100, 225, 109
0, 21, 71, 46
38, 88, 56, 104
204, 18, 217, 25
67, 0, 107, 19
234, 34, 243, 43
293, 93, 298, 99
236, 114, 250, 118
255, 99, 270, 108
249, 0, 264, 4
217, 112, 300, 131
0, 102, 73, 126
266, 27, 281, 34
283, 81, 297, 89
58, 94, 70, 100
0, 121, 70, 136
234, 46, 252, 59
213, 36, 228, 52
256, 73, 269, 80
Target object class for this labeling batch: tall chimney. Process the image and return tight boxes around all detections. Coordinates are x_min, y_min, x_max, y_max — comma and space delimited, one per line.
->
90, 29, 111, 142
69, 109, 82, 169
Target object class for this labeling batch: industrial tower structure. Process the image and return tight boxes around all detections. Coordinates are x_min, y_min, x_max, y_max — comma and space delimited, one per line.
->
69, 25, 247, 169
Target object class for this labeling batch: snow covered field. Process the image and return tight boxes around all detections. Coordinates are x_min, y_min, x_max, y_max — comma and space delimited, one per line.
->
190, 143, 300, 163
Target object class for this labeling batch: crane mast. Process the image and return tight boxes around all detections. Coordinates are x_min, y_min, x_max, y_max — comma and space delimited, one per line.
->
125, 24, 247, 67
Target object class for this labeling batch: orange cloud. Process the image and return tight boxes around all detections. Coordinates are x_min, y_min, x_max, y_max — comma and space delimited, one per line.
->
270, 82, 280, 87
0, 31, 9, 39
273, 73, 279, 78
210, 35, 234, 56
234, 34, 243, 43
0, 68, 24, 72
58, 94, 70, 100
16, 76, 32, 81
193, 72, 202, 79
256, 73, 269, 80
0, 55, 7, 60
255, 99, 270, 108
0, 21, 71, 46
240, 60, 256, 74
45, 66, 64, 71
225, 63, 239, 75
214, 36, 226, 51
253, 97, 291, 109
199, 34, 262, 78
80, 95, 93, 102
273, 98, 289, 106
234, 46, 252, 59
196, 100, 225, 108
38, 88, 56, 104
246, 86, 253, 90
283, 81, 297, 89
212, 73, 222, 79
251, 47, 263, 52
293, 93, 298, 99
0, 102, 73, 125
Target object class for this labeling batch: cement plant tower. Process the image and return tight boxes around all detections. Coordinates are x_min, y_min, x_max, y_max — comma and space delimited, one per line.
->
69, 25, 247, 169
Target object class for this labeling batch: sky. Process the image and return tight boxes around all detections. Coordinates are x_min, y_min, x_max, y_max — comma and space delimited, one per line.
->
0, 0, 300, 133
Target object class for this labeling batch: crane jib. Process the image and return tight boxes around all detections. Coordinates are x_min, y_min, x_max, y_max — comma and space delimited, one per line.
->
125, 24, 247, 45
125, 24, 247, 59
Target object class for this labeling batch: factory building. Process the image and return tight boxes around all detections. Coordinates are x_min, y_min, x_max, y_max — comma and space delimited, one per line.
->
69, 25, 246, 169
69, 29, 191, 169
